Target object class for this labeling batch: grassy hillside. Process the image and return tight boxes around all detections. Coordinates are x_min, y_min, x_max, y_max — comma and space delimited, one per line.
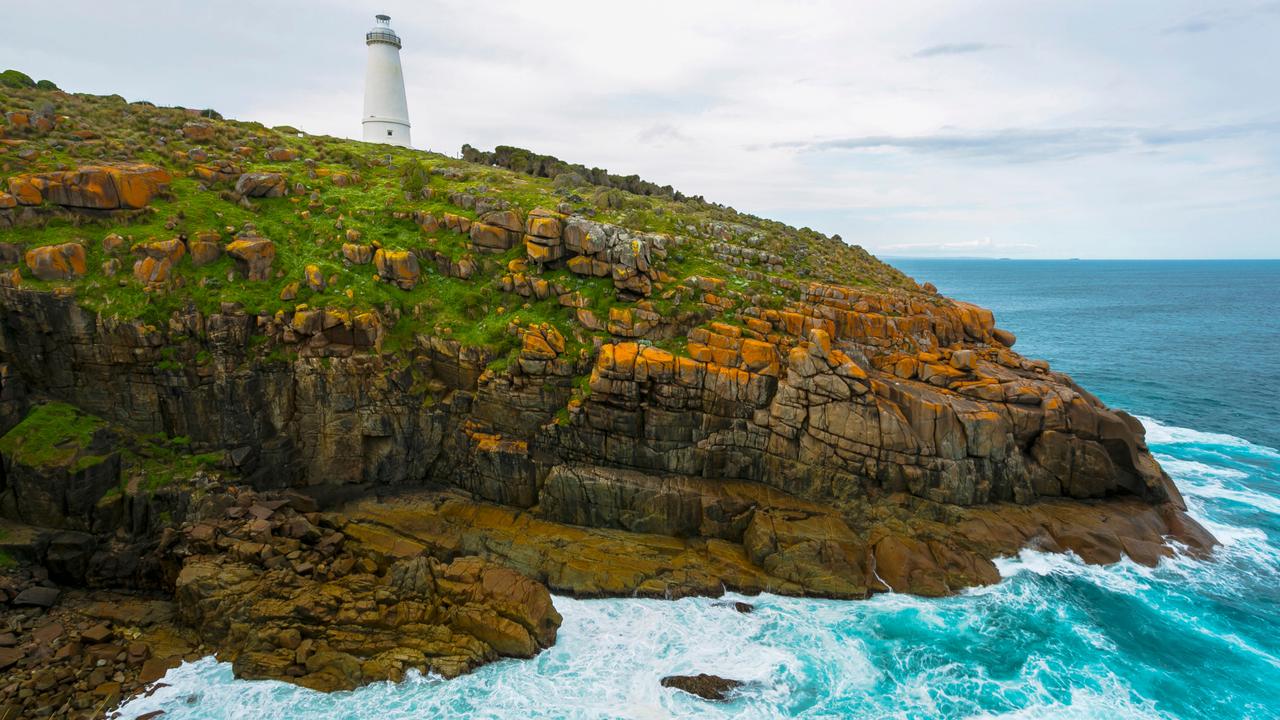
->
0, 75, 920, 368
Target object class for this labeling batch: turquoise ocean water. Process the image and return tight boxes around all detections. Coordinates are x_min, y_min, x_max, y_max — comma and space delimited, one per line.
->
118, 260, 1280, 720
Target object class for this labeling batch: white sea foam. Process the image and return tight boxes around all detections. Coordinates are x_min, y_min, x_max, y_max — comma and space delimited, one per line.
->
1138, 415, 1280, 458
993, 548, 1156, 595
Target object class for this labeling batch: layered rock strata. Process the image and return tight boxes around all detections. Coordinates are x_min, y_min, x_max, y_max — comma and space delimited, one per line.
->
0, 269, 1213, 603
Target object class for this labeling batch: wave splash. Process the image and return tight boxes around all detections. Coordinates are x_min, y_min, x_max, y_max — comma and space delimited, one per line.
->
116, 418, 1280, 720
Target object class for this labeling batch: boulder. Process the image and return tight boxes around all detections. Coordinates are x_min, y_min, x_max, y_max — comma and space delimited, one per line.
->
374, 249, 420, 290
342, 243, 372, 265
661, 674, 744, 701
192, 162, 242, 184
225, 237, 276, 280
266, 147, 298, 162
235, 172, 286, 198
182, 122, 215, 141
13, 587, 60, 608
24, 242, 87, 280
101, 232, 126, 255
469, 222, 517, 251
526, 209, 563, 239
189, 233, 223, 266
132, 256, 173, 285
7, 164, 170, 209
480, 208, 524, 232
304, 264, 325, 292
525, 235, 563, 264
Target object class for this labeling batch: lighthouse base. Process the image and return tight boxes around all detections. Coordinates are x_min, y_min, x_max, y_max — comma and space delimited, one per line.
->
363, 120, 411, 148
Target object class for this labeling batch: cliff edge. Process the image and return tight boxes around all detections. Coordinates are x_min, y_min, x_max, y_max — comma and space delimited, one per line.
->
0, 77, 1214, 712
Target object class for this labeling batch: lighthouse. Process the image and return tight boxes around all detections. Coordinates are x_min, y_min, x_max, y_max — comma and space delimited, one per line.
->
362, 14, 411, 147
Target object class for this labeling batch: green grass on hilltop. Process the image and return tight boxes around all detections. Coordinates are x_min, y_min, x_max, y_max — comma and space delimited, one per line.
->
0, 76, 921, 372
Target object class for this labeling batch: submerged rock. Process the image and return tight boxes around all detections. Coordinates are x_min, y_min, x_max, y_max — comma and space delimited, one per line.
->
661, 673, 744, 701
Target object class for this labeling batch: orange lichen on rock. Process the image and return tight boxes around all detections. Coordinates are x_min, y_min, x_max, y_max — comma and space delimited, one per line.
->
25, 242, 87, 280
7, 164, 170, 209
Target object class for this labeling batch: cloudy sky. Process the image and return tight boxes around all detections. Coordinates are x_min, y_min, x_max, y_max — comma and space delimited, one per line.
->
8, 1, 1279, 258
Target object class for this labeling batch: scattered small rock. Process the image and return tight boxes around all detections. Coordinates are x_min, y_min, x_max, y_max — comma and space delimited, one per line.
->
13, 586, 59, 608
660, 673, 744, 701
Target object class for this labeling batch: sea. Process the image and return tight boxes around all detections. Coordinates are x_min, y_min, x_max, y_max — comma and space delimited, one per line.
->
117, 259, 1280, 720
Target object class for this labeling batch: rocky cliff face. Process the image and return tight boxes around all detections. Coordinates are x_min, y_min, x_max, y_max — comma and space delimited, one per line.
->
0, 79, 1216, 709
0, 266, 1212, 603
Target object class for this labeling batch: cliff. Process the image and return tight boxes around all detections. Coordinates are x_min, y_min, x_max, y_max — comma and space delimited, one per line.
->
0, 77, 1214, 713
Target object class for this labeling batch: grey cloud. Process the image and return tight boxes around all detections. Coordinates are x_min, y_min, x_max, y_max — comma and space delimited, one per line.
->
912, 42, 998, 58
773, 121, 1280, 163
637, 123, 688, 144
1162, 3, 1280, 35
1162, 19, 1214, 34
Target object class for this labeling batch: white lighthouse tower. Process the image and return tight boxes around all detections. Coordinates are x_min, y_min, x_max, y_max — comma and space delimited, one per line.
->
362, 14, 411, 147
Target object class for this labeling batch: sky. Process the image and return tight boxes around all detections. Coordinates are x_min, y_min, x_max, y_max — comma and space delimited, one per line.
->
5, 0, 1279, 259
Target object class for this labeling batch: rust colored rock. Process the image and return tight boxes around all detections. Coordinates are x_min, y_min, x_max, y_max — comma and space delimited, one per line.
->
134, 237, 186, 263
525, 235, 563, 264
469, 222, 517, 251
304, 264, 325, 292
133, 256, 174, 285
266, 146, 298, 162
173, 552, 560, 692
225, 237, 276, 280
374, 248, 420, 290
81, 623, 113, 644
102, 232, 126, 255
480, 208, 524, 232
342, 243, 373, 265
189, 236, 222, 266
192, 162, 242, 184
182, 122, 215, 141
110, 164, 174, 209
443, 212, 472, 233
567, 254, 610, 277
0, 192, 15, 209
5, 111, 30, 131
521, 325, 565, 362
7, 164, 170, 209
7, 176, 42, 205
526, 209, 563, 239
25, 242, 87, 280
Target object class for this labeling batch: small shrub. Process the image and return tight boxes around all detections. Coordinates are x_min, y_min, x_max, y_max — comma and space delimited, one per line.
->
400, 158, 428, 195
0, 69, 35, 88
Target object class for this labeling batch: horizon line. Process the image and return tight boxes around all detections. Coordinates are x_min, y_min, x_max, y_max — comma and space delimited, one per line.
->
879, 255, 1280, 262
